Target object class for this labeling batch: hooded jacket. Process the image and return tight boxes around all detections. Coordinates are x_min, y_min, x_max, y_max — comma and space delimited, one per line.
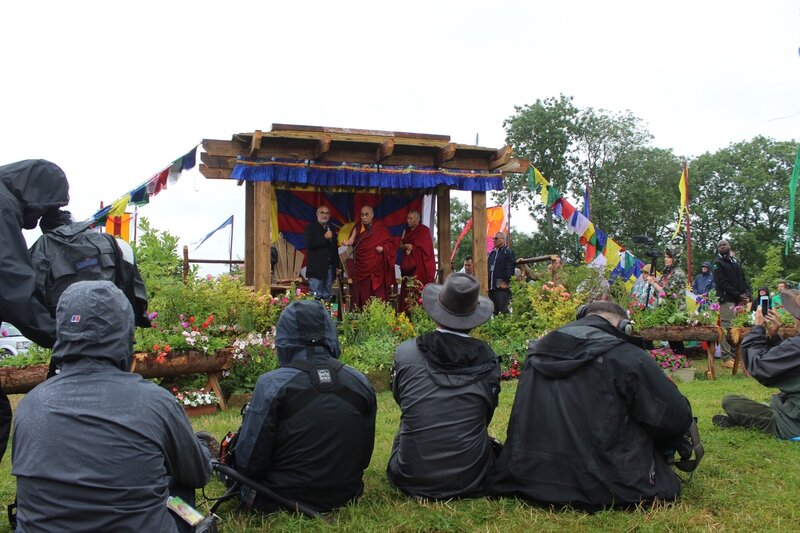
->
691, 261, 716, 296
488, 315, 692, 510
741, 326, 800, 439
0, 159, 69, 348
12, 281, 211, 533
712, 253, 749, 304
387, 330, 501, 499
234, 300, 376, 513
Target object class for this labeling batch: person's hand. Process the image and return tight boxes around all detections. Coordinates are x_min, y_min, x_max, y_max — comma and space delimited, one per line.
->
499, 281, 509, 289
754, 308, 766, 326
324, 230, 333, 239
376, 246, 383, 253
765, 309, 782, 337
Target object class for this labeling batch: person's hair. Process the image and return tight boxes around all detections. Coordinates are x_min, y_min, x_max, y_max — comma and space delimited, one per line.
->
408, 210, 420, 218
464, 256, 473, 262
664, 248, 680, 265
584, 300, 627, 322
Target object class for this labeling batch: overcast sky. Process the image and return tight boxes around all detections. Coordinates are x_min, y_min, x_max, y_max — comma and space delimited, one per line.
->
2, 1, 798, 274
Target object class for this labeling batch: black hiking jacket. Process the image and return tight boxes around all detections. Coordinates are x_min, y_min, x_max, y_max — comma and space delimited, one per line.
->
488, 315, 692, 510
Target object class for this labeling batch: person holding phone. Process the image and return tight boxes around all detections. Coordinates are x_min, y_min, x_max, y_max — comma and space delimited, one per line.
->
712, 289, 800, 440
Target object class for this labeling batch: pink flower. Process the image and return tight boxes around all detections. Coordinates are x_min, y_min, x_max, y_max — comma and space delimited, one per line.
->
710, 302, 721, 311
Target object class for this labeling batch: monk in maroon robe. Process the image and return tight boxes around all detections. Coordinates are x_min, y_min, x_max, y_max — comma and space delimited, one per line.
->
397, 210, 436, 313
345, 205, 396, 309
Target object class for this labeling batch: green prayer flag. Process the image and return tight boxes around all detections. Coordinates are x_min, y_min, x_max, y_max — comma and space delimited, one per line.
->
786, 145, 800, 255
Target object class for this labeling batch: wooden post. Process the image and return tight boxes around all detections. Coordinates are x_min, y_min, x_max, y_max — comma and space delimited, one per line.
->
245, 180, 255, 286
472, 191, 488, 294
253, 181, 272, 292
182, 245, 190, 282
436, 186, 451, 281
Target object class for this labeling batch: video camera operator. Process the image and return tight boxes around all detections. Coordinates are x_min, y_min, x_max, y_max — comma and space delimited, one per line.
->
489, 300, 697, 511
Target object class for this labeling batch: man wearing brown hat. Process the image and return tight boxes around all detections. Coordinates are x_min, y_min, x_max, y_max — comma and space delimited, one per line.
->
712, 290, 800, 439
387, 273, 501, 499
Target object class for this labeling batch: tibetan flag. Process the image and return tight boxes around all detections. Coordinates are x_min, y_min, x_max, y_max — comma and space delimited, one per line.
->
582, 183, 591, 219
605, 239, 623, 267
194, 215, 233, 251
671, 165, 690, 240
567, 211, 591, 236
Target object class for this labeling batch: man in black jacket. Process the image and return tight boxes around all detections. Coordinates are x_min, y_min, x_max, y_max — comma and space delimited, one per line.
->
489, 300, 693, 511
303, 205, 340, 301
488, 232, 515, 314
387, 273, 500, 499
712, 240, 750, 368
234, 300, 376, 513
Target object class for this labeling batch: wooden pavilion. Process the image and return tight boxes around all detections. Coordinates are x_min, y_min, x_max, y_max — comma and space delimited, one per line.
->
199, 124, 529, 295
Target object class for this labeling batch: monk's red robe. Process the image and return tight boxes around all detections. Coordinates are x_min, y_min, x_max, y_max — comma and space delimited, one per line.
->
398, 223, 435, 312
349, 220, 396, 309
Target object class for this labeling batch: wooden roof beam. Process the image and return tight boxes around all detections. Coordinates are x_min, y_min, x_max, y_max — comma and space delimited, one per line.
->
375, 139, 394, 162
249, 130, 263, 157
488, 146, 512, 171
312, 134, 331, 160
435, 143, 457, 167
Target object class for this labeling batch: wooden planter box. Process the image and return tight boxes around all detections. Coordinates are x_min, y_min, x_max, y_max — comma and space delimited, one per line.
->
730, 327, 797, 345
183, 404, 220, 417
665, 367, 695, 382
0, 348, 234, 395
637, 325, 722, 342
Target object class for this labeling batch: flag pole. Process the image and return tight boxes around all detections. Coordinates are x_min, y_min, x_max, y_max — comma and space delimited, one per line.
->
229, 215, 234, 273
683, 162, 693, 285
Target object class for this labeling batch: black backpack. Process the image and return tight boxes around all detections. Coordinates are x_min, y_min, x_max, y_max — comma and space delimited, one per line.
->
29, 220, 150, 327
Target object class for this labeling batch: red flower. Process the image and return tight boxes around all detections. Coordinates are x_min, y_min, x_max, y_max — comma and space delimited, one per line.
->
156, 354, 167, 364
163, 345, 172, 353
153, 344, 160, 351
189, 316, 196, 324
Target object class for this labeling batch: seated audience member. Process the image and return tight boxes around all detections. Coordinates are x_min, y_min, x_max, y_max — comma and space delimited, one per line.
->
489, 300, 693, 511
387, 273, 500, 499
12, 281, 212, 532
234, 300, 377, 513
712, 289, 800, 439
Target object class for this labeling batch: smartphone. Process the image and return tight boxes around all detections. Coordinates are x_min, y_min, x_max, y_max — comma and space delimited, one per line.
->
760, 295, 770, 315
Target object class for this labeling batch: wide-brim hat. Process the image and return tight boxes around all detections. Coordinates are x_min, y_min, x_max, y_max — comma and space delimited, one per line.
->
422, 273, 494, 330
781, 289, 800, 320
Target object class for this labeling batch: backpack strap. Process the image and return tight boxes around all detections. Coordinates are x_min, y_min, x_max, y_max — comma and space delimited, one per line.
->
280, 351, 368, 419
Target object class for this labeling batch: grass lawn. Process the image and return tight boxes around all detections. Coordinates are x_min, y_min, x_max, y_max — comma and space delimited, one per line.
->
2, 360, 799, 532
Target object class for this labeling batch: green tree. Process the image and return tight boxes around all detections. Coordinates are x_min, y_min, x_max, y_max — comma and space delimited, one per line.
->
132, 217, 186, 298
690, 136, 799, 273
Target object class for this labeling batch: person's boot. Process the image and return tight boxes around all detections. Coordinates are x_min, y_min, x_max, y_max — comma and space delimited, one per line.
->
712, 414, 733, 428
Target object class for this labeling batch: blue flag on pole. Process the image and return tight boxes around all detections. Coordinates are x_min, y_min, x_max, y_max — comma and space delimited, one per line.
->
194, 215, 233, 250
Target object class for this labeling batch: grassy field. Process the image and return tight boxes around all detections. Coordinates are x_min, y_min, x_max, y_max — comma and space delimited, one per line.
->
2, 360, 799, 532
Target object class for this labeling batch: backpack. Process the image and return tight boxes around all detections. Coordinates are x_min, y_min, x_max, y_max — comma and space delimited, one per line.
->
29, 220, 151, 327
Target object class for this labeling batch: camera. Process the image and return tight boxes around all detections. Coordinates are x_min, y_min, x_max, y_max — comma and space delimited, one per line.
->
632, 235, 659, 259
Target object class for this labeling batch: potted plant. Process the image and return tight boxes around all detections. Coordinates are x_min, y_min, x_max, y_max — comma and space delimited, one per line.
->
173, 387, 220, 416
649, 347, 694, 382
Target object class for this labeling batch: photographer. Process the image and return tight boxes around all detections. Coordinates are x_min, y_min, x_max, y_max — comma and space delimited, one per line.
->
489, 301, 694, 511
712, 290, 800, 439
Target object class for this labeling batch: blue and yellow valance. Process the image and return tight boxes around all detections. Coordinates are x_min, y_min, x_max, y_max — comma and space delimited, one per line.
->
230, 158, 504, 191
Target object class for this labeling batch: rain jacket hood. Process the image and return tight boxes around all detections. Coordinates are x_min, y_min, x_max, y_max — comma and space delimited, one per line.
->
275, 300, 340, 366
528, 315, 645, 379
51, 280, 135, 371
0, 159, 69, 220
416, 330, 498, 387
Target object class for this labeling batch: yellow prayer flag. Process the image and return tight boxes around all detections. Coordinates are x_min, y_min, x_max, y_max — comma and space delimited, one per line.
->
108, 194, 131, 218
671, 166, 689, 240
